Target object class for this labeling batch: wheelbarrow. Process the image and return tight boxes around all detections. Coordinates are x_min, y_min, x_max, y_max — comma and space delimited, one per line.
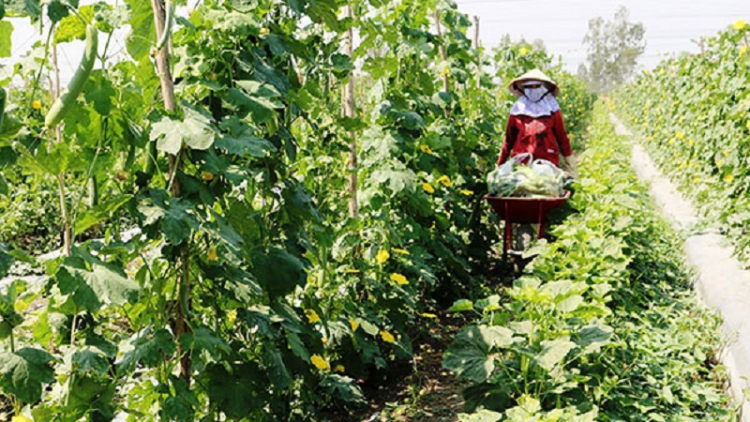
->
484, 191, 571, 261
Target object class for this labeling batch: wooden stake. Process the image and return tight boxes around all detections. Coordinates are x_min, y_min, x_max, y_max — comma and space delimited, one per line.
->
474, 16, 480, 89
151, 0, 191, 386
434, 10, 449, 93
344, 5, 359, 219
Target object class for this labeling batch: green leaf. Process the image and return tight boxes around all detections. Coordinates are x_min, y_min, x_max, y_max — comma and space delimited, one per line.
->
225, 81, 282, 124
319, 374, 365, 404
211, 10, 260, 33
536, 339, 576, 371
0, 21, 12, 58
330, 52, 354, 74
0, 348, 56, 403
556, 295, 584, 313
151, 104, 216, 154
458, 409, 503, 422
47, 0, 69, 23
117, 327, 175, 374
443, 325, 515, 383
447, 298, 474, 312
70, 347, 110, 377
0, 279, 23, 340
263, 345, 291, 390
125, 0, 153, 60
84, 71, 116, 116
162, 375, 198, 421
575, 324, 612, 353
369, 163, 416, 194
252, 248, 306, 300
359, 319, 379, 336
179, 326, 229, 357
0, 243, 13, 278
216, 118, 276, 157
75, 194, 133, 235
54, 252, 140, 313
206, 363, 263, 417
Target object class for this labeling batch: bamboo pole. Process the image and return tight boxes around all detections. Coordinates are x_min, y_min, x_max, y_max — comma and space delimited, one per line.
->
344, 5, 359, 219
474, 16, 481, 89
151, 0, 191, 386
434, 10, 449, 93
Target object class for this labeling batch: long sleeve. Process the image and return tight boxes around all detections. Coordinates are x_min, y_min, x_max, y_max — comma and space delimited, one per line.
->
552, 110, 572, 157
497, 116, 519, 165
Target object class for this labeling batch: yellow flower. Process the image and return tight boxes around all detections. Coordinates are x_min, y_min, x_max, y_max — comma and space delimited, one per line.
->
31, 100, 42, 110
437, 175, 452, 187
310, 354, 330, 371
393, 248, 410, 255
201, 171, 215, 181
422, 183, 435, 194
688, 139, 694, 147
725, 174, 734, 183
227, 309, 237, 323
376, 249, 390, 264
321, 337, 328, 345
207, 246, 218, 261
440, 66, 450, 77
519, 47, 528, 56
459, 189, 474, 196
380, 330, 395, 343
349, 319, 359, 332
717, 159, 724, 167
390, 273, 409, 285
676, 131, 684, 139
305, 309, 320, 324
741, 45, 748, 56
735, 20, 747, 31
334, 364, 345, 373
420, 144, 433, 154
260, 27, 270, 35
746, 120, 750, 131
421, 312, 437, 319
344, 268, 361, 273
12, 417, 33, 422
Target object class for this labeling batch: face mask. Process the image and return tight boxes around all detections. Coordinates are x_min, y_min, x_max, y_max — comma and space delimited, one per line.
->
524, 86, 547, 102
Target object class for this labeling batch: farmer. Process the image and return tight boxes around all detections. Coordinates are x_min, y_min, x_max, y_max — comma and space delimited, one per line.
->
497, 69, 576, 176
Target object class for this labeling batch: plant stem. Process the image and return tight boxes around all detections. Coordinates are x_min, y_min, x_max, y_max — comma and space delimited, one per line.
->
70, 313, 77, 346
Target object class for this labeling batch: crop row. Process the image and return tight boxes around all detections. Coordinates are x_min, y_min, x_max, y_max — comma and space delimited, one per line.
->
0, 1, 597, 420
444, 104, 733, 421
615, 20, 750, 262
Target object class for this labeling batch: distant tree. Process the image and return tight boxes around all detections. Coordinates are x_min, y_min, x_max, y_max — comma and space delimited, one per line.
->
579, 6, 646, 92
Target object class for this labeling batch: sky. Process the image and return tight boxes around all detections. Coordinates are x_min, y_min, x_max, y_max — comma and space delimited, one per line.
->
454, 0, 749, 72
1, 0, 748, 83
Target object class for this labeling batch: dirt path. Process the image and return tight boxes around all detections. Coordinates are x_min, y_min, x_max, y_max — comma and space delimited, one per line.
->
323, 315, 468, 422
610, 113, 750, 421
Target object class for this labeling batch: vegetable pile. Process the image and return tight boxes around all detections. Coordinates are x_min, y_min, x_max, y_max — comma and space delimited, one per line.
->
487, 156, 566, 198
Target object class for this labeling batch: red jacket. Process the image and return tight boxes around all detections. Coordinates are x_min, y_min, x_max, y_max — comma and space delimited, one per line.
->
497, 110, 572, 166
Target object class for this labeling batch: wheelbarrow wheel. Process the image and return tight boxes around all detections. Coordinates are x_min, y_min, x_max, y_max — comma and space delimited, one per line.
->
513, 223, 535, 251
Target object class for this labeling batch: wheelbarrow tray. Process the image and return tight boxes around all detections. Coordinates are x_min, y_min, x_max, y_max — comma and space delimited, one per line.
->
484, 191, 571, 260
484, 191, 571, 224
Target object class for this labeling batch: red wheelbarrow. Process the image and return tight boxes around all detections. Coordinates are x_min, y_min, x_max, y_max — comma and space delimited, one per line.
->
484, 191, 571, 261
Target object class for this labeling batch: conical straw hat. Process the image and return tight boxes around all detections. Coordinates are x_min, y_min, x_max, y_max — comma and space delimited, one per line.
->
508, 69, 560, 97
